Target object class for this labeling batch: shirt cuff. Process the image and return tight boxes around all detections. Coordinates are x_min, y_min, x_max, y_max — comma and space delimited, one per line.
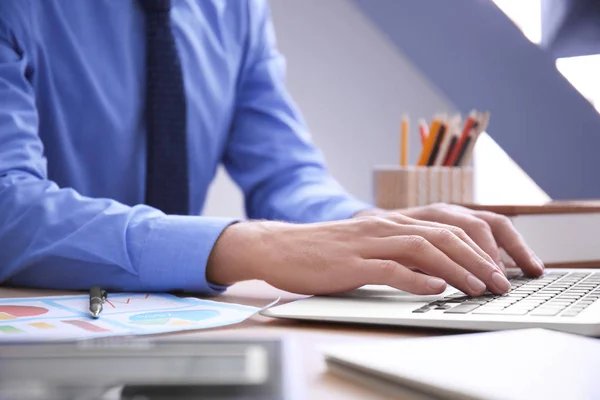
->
137, 215, 238, 295
323, 198, 375, 221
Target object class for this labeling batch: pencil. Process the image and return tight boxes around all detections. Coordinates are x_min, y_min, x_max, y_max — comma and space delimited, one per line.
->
446, 110, 477, 166
440, 115, 461, 166
454, 112, 482, 166
458, 111, 490, 166
401, 115, 409, 167
426, 122, 447, 166
418, 119, 428, 145
442, 135, 458, 166
417, 118, 442, 166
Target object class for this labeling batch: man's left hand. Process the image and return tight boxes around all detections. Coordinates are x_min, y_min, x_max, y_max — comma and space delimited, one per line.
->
355, 203, 544, 277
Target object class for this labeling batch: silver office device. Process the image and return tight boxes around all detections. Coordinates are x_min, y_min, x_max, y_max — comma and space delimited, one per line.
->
261, 269, 600, 336
0, 338, 297, 400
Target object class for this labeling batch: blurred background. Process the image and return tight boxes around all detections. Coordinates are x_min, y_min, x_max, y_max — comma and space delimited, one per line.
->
204, 0, 600, 218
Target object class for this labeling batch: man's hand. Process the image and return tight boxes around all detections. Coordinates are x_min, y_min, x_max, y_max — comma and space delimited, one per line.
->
207, 211, 526, 297
356, 203, 545, 277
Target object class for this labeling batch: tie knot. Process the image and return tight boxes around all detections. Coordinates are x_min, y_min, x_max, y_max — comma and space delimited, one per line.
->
139, 0, 171, 13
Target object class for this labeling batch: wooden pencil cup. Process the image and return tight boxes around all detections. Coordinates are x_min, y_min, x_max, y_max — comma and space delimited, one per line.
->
373, 166, 474, 210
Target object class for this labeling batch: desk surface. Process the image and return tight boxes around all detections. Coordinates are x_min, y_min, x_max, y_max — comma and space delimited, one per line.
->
0, 281, 437, 400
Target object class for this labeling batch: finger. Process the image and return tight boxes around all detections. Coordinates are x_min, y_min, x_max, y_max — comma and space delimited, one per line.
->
361, 259, 447, 295
382, 212, 500, 272
472, 211, 544, 276
427, 210, 501, 265
369, 234, 502, 296
410, 226, 511, 294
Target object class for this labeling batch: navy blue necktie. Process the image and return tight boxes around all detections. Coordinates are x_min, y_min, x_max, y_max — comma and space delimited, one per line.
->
140, 0, 189, 215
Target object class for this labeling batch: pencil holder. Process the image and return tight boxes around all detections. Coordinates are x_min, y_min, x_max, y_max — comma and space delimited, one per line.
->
372, 166, 474, 210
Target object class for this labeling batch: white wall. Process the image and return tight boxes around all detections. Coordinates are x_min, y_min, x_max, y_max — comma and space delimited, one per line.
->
203, 0, 455, 218
203, 0, 550, 218
474, 133, 550, 205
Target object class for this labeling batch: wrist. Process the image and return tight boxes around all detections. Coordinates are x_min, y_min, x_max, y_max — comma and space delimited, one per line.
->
352, 208, 386, 218
206, 221, 275, 286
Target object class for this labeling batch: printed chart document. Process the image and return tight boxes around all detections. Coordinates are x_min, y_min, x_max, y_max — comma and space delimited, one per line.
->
0, 293, 271, 342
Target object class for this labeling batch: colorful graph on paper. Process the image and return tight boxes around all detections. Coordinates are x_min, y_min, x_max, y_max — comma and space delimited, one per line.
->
0, 294, 262, 342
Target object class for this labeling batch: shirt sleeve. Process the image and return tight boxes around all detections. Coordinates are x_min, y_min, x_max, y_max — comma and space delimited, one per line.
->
0, 20, 233, 294
223, 0, 373, 223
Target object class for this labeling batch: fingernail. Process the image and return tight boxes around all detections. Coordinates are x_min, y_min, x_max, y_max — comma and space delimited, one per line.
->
467, 274, 486, 293
492, 271, 511, 292
427, 277, 446, 291
533, 256, 545, 273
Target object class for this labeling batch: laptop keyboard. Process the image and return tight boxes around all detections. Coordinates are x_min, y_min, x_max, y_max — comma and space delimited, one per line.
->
413, 271, 600, 317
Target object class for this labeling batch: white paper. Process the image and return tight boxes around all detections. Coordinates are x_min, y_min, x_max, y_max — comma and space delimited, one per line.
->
0, 293, 269, 342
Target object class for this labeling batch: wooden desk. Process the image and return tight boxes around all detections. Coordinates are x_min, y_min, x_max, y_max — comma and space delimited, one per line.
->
0, 281, 438, 400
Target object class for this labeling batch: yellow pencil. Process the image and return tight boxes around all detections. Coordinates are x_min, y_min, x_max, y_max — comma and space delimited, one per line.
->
401, 115, 409, 167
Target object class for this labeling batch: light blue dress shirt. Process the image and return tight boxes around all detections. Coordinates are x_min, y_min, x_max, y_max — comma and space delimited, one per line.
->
0, 0, 370, 294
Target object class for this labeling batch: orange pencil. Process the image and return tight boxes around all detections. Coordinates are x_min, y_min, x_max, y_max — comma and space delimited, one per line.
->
417, 118, 442, 166
401, 115, 409, 167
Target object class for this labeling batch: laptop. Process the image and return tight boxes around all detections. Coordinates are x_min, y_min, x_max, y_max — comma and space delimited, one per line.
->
261, 268, 600, 336
323, 328, 600, 400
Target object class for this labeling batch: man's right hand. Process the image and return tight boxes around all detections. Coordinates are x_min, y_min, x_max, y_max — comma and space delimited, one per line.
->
207, 214, 513, 297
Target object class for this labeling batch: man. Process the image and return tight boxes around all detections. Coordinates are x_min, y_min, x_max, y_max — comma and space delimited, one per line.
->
0, 0, 543, 299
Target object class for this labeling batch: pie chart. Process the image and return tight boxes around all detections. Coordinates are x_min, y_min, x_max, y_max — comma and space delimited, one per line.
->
129, 310, 220, 326
0, 305, 48, 320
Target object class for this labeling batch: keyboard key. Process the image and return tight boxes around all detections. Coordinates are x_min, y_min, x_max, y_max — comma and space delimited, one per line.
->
499, 309, 530, 315
511, 302, 541, 310
540, 304, 569, 310
544, 302, 573, 307
569, 307, 586, 312
506, 303, 537, 310
472, 309, 506, 315
530, 309, 561, 316
443, 296, 470, 302
580, 296, 597, 301
444, 294, 464, 298
479, 294, 502, 300
561, 312, 580, 317
444, 304, 481, 314
412, 307, 431, 313
514, 304, 543, 310
472, 310, 511, 315
462, 301, 488, 306
488, 301, 518, 307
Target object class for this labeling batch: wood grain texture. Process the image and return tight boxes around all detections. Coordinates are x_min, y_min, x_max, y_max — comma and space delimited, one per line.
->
460, 201, 600, 216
